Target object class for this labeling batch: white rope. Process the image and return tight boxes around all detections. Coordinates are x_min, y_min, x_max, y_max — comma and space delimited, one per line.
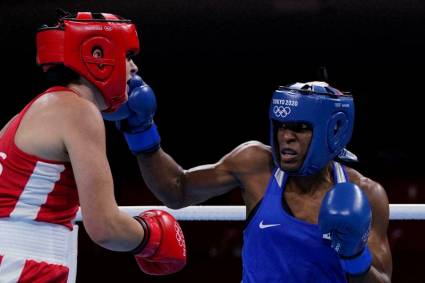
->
75, 204, 425, 221
389, 204, 425, 220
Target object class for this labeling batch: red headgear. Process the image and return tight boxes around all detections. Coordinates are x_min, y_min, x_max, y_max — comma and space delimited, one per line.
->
36, 12, 140, 112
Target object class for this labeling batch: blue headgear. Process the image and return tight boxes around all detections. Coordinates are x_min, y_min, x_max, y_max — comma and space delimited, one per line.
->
269, 81, 354, 175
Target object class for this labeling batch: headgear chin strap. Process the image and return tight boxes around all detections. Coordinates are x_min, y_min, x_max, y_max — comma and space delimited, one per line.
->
36, 12, 140, 112
269, 81, 355, 176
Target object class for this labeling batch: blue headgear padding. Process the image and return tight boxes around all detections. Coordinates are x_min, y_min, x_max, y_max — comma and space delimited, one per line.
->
269, 81, 354, 175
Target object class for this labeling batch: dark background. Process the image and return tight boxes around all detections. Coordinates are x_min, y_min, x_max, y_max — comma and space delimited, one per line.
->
1, 0, 425, 282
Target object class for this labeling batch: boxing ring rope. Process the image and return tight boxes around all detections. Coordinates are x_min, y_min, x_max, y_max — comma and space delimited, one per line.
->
75, 204, 425, 221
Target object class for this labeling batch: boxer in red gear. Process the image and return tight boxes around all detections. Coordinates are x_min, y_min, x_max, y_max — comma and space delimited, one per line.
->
0, 11, 186, 282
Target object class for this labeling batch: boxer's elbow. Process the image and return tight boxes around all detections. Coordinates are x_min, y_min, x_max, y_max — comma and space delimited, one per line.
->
90, 233, 114, 250
159, 190, 187, 210
164, 199, 187, 210
153, 171, 188, 209
86, 222, 134, 251
85, 223, 115, 248
83, 214, 122, 250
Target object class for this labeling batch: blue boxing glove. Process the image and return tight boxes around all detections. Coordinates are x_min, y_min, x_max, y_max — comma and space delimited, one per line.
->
102, 75, 144, 121
102, 75, 160, 154
318, 182, 372, 276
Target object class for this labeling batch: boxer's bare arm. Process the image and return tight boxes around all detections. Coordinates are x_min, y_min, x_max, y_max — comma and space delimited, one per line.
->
61, 96, 144, 251
137, 141, 272, 209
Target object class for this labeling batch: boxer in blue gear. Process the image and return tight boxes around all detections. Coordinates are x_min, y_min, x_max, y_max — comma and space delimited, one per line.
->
109, 81, 392, 282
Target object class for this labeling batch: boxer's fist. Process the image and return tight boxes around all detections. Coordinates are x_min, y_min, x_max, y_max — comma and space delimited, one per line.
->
102, 75, 143, 121
124, 77, 157, 133
102, 75, 161, 154
133, 210, 186, 275
319, 182, 372, 276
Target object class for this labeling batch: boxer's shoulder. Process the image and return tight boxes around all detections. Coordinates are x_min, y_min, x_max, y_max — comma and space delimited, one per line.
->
224, 141, 273, 173
345, 167, 388, 213
14, 90, 101, 162
346, 167, 381, 192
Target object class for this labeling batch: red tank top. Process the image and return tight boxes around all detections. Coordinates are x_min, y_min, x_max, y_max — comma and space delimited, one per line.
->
0, 87, 79, 230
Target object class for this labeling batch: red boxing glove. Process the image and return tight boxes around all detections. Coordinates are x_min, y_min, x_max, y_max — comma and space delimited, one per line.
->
132, 210, 186, 275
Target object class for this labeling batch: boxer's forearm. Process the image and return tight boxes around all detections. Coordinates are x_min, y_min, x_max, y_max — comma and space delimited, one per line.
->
137, 148, 187, 208
137, 148, 238, 209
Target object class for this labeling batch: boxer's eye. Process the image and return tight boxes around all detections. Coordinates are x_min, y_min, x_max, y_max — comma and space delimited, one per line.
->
126, 52, 135, 61
280, 122, 311, 133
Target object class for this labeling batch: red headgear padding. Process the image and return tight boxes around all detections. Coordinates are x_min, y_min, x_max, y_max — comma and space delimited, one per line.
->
36, 12, 140, 112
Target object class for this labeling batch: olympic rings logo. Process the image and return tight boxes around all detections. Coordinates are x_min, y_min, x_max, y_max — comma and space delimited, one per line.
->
174, 222, 186, 256
0, 152, 7, 176
273, 106, 291, 118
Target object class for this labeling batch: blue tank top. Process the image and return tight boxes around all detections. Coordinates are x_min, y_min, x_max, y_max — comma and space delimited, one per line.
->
242, 162, 348, 283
